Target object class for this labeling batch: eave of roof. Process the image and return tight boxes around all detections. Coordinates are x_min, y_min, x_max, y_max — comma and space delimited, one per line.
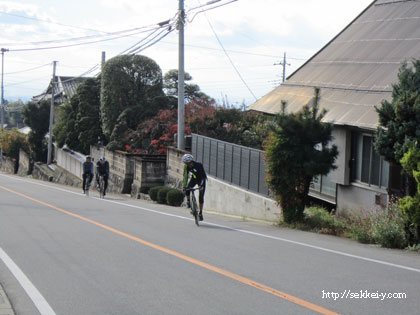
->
249, 0, 420, 130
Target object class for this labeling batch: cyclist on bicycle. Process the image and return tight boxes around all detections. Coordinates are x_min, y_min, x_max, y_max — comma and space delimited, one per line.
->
182, 154, 207, 221
96, 156, 110, 196
82, 156, 94, 194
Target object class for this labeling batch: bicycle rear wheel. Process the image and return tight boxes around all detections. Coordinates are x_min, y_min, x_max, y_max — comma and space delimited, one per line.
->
192, 195, 199, 226
99, 179, 105, 198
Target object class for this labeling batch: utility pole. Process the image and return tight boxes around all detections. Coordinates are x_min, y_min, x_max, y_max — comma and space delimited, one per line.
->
177, 0, 185, 150
47, 61, 57, 165
0, 48, 8, 164
101, 51, 106, 69
274, 52, 290, 83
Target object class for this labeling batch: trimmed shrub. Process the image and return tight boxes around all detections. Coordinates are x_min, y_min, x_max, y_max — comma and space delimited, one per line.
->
149, 186, 164, 202
167, 189, 184, 206
157, 186, 171, 204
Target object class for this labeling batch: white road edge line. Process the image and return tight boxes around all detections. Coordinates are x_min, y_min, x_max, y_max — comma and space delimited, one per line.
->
3, 174, 420, 274
0, 247, 56, 315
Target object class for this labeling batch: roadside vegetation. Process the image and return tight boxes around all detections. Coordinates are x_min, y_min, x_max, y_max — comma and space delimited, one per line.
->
282, 200, 413, 250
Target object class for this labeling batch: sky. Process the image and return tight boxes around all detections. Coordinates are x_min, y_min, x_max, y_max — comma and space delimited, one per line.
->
0, 0, 374, 107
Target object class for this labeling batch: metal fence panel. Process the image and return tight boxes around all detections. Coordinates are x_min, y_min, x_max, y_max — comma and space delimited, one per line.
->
217, 142, 225, 179
224, 143, 233, 182
240, 148, 250, 188
249, 150, 261, 192
192, 134, 269, 196
232, 145, 242, 186
203, 137, 211, 173
210, 139, 218, 176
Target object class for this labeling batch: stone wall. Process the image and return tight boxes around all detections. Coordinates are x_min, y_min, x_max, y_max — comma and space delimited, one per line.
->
0, 156, 15, 174
91, 146, 137, 194
18, 149, 31, 176
131, 155, 166, 198
167, 146, 189, 189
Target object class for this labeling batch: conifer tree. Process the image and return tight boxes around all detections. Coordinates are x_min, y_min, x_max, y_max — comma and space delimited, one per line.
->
375, 60, 420, 195
264, 88, 338, 223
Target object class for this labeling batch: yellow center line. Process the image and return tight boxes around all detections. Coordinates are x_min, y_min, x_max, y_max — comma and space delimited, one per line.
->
1, 185, 341, 315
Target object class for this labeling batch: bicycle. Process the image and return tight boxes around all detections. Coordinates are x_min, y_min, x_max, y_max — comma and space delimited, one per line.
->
83, 174, 92, 197
185, 187, 200, 226
98, 175, 105, 199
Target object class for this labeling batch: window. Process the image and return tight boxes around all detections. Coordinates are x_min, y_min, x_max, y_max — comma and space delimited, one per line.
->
351, 132, 389, 188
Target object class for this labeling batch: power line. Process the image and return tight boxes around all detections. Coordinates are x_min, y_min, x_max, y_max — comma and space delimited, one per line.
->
160, 40, 308, 59
5, 62, 52, 75
0, 10, 117, 34
7, 27, 166, 52
195, 0, 257, 101
187, 0, 238, 23
0, 24, 163, 47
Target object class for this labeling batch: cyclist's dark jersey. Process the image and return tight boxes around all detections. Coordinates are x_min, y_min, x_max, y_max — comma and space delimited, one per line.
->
96, 161, 109, 176
183, 161, 207, 187
83, 161, 94, 174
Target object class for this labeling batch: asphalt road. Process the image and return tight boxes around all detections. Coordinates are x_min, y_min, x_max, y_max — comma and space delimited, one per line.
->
0, 173, 419, 315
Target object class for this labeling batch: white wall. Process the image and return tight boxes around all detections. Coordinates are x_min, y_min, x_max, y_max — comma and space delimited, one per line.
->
337, 183, 388, 217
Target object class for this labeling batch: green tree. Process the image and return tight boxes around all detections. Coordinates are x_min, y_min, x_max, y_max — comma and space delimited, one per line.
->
264, 89, 338, 223
163, 69, 212, 102
375, 60, 420, 195
54, 94, 79, 150
54, 78, 103, 154
0, 128, 28, 172
22, 100, 50, 162
399, 144, 420, 244
75, 78, 103, 154
100, 54, 165, 140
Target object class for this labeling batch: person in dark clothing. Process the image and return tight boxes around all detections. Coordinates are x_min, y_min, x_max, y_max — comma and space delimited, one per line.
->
96, 156, 110, 196
82, 156, 94, 193
182, 154, 207, 221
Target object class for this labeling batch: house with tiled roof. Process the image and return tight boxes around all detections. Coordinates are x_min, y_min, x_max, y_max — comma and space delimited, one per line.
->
32, 76, 89, 104
249, 0, 420, 215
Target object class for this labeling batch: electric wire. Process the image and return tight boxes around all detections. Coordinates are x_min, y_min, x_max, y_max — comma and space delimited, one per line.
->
0, 24, 163, 47
118, 27, 165, 55
0, 10, 115, 34
7, 27, 166, 52
5, 62, 52, 75
195, 0, 257, 101
128, 28, 175, 55
187, 0, 238, 23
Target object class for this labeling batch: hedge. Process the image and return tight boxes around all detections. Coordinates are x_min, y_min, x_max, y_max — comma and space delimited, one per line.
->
157, 187, 172, 204
149, 186, 164, 202
167, 189, 184, 207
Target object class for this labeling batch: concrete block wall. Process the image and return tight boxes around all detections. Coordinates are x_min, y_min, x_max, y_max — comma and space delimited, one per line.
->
55, 146, 85, 179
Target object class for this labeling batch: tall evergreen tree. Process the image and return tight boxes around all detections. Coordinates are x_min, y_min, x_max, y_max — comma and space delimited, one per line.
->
100, 54, 165, 141
375, 60, 420, 195
76, 78, 103, 154
22, 100, 50, 162
264, 89, 338, 223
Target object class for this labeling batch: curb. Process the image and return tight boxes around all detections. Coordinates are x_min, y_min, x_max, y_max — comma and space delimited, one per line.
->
0, 284, 14, 315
